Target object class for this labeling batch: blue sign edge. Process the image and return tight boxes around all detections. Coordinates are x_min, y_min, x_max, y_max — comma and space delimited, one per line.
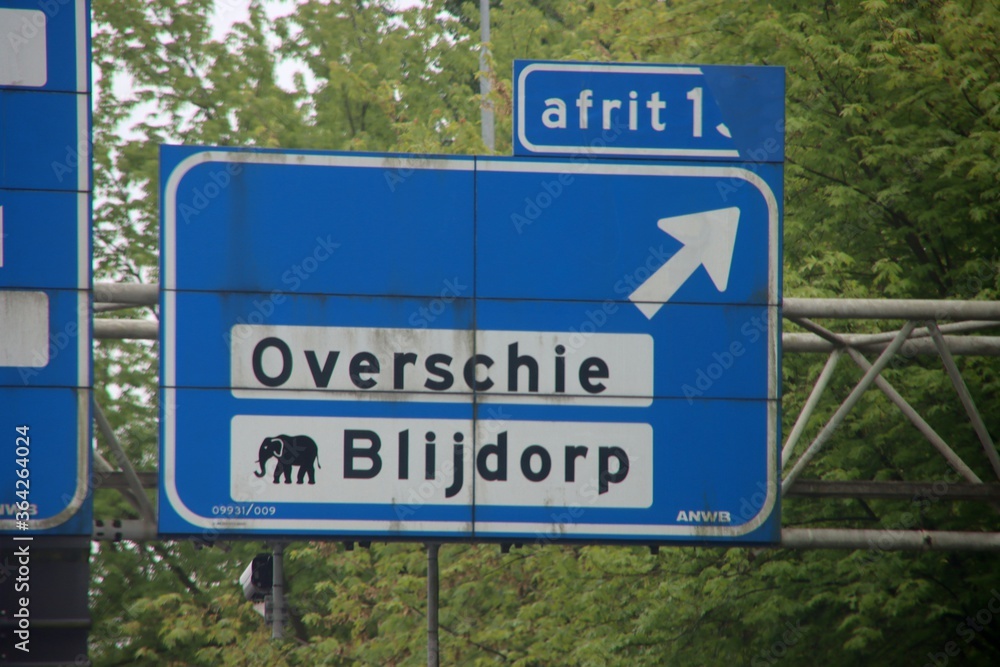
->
0, 0, 92, 535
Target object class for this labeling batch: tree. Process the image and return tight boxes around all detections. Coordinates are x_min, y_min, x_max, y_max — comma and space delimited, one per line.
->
561, 1, 1000, 663
87, 1, 1000, 664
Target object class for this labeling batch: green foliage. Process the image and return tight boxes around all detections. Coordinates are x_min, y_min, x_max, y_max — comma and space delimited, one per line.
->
88, 1, 1000, 665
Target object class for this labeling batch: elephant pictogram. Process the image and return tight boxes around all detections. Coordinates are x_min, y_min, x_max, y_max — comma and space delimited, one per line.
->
254, 434, 320, 484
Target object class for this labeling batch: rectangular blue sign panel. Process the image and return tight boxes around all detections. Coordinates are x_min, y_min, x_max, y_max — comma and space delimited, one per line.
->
0, 189, 83, 289
160, 146, 781, 544
476, 159, 779, 304
513, 60, 784, 162
0, 90, 87, 191
166, 149, 475, 296
0, 0, 91, 536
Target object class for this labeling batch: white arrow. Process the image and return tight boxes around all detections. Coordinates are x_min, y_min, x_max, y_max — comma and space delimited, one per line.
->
629, 207, 740, 319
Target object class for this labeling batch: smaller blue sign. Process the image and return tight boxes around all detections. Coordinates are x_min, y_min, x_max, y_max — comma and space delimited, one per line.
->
514, 61, 784, 162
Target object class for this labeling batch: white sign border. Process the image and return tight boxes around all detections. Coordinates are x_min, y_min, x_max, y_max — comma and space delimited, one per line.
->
161, 150, 780, 540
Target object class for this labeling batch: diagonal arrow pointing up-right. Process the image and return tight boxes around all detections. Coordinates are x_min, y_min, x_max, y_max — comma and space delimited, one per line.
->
629, 207, 740, 319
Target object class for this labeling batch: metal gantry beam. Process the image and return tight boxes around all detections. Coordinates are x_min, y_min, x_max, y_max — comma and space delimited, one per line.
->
783, 298, 1000, 320
777, 311, 1000, 550
91, 285, 1000, 353
784, 480, 1000, 501
93, 282, 158, 305
780, 528, 1000, 551
95, 284, 1000, 321
89, 285, 1000, 550
93, 319, 1000, 354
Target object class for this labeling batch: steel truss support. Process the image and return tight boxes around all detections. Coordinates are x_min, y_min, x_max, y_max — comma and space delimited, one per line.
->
89, 285, 1000, 550
781, 349, 842, 467
782, 321, 918, 493
780, 307, 1000, 551
788, 318, 984, 485
928, 322, 1000, 479
93, 398, 157, 525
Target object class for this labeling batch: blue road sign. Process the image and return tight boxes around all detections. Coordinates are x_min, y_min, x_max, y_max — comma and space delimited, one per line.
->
160, 146, 781, 544
513, 60, 784, 162
0, 0, 91, 536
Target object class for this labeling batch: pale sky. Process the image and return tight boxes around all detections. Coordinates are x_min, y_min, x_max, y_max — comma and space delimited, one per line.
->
210, 0, 425, 41
103, 1, 432, 143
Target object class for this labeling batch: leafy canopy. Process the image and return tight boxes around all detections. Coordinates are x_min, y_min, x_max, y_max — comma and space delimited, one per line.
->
89, 1, 1000, 665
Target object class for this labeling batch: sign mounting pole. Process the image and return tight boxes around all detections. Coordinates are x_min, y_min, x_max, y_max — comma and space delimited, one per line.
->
479, 0, 494, 151
272, 542, 285, 639
427, 543, 440, 667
